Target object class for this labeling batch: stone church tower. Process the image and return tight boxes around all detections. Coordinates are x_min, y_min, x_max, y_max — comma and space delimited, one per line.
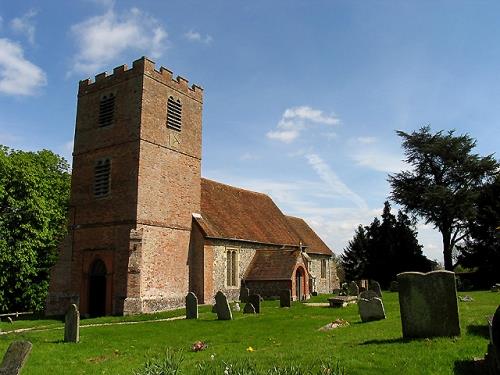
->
46, 57, 203, 316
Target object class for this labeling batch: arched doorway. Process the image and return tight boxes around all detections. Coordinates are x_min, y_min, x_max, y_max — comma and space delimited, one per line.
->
295, 268, 304, 301
88, 259, 107, 317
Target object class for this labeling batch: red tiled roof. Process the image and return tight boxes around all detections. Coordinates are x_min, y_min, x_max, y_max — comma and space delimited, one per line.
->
197, 178, 300, 246
285, 216, 333, 256
244, 249, 303, 280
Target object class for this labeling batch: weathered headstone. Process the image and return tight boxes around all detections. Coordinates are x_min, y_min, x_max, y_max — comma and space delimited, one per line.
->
243, 302, 256, 314
215, 291, 232, 320
0, 341, 32, 375
232, 302, 240, 312
358, 297, 386, 322
369, 281, 382, 298
390, 281, 399, 292
280, 290, 291, 308
397, 270, 460, 338
486, 305, 500, 375
185, 292, 198, 319
359, 290, 378, 300
248, 294, 261, 314
347, 281, 359, 296
64, 304, 80, 343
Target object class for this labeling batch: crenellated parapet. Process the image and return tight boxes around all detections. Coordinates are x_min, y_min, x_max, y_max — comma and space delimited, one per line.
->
78, 56, 203, 102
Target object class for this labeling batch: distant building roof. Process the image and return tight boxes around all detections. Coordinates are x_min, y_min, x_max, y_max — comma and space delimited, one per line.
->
244, 249, 305, 281
196, 178, 301, 246
285, 216, 333, 256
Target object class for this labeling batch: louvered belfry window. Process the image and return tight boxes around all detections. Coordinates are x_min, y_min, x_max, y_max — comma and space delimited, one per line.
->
98, 93, 115, 127
94, 158, 111, 197
167, 96, 182, 131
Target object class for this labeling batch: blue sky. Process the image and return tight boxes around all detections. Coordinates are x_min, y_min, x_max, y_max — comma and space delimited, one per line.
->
0, 1, 498, 262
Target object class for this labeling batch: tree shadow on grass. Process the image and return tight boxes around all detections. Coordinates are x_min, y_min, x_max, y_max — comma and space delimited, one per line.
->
466, 324, 489, 339
453, 359, 484, 375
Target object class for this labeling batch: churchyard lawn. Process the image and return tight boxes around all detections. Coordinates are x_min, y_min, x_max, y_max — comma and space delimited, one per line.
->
0, 291, 498, 374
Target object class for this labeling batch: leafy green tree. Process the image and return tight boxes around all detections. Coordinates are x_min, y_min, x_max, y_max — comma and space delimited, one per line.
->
341, 202, 431, 287
0, 147, 70, 312
458, 175, 500, 286
389, 126, 498, 270
341, 224, 369, 281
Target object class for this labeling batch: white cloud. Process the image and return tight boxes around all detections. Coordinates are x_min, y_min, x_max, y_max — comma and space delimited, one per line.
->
0, 38, 47, 96
70, 7, 168, 75
349, 137, 407, 173
10, 9, 37, 45
184, 30, 213, 44
305, 153, 367, 210
267, 106, 340, 143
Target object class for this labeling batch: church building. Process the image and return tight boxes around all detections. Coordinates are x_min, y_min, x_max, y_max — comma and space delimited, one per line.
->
46, 57, 339, 316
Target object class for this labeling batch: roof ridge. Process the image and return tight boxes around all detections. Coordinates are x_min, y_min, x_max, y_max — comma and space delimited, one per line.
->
201, 177, 269, 198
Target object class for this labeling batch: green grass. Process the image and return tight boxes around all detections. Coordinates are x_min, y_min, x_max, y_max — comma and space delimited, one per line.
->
0, 291, 498, 374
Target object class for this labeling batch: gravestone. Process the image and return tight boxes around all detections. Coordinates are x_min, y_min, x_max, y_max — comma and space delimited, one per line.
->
215, 291, 232, 320
249, 294, 261, 314
397, 270, 460, 338
359, 290, 378, 300
64, 304, 80, 343
243, 302, 256, 314
369, 281, 382, 298
390, 281, 399, 292
347, 281, 359, 296
185, 292, 198, 319
486, 305, 500, 375
280, 290, 291, 308
358, 297, 386, 322
0, 341, 32, 375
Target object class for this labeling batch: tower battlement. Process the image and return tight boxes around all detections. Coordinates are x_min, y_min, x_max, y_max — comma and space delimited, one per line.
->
79, 56, 203, 101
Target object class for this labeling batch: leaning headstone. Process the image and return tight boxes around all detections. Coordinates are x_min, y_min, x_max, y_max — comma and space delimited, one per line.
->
398, 270, 460, 338
369, 281, 382, 298
185, 292, 198, 319
0, 341, 32, 375
249, 294, 261, 314
64, 304, 80, 343
358, 297, 386, 322
243, 302, 256, 314
359, 290, 378, 300
347, 281, 359, 296
280, 290, 291, 308
215, 291, 232, 320
390, 281, 399, 292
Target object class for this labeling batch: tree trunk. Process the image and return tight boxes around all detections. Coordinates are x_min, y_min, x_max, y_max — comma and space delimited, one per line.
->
442, 230, 453, 271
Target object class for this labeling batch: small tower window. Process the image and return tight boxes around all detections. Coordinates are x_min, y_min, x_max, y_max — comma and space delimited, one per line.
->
94, 158, 111, 197
167, 96, 182, 131
226, 248, 238, 287
98, 93, 115, 127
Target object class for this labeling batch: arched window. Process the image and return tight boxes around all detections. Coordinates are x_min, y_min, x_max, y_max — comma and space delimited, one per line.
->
167, 96, 182, 131
226, 248, 238, 287
98, 93, 115, 127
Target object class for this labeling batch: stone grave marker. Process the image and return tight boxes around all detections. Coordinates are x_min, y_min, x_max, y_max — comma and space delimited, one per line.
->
359, 290, 378, 300
397, 270, 460, 338
64, 304, 80, 343
185, 292, 198, 319
249, 294, 261, 313
369, 281, 382, 298
243, 302, 256, 314
390, 281, 399, 292
280, 290, 291, 308
215, 291, 232, 320
347, 281, 359, 296
358, 297, 386, 322
486, 305, 500, 374
0, 341, 32, 375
